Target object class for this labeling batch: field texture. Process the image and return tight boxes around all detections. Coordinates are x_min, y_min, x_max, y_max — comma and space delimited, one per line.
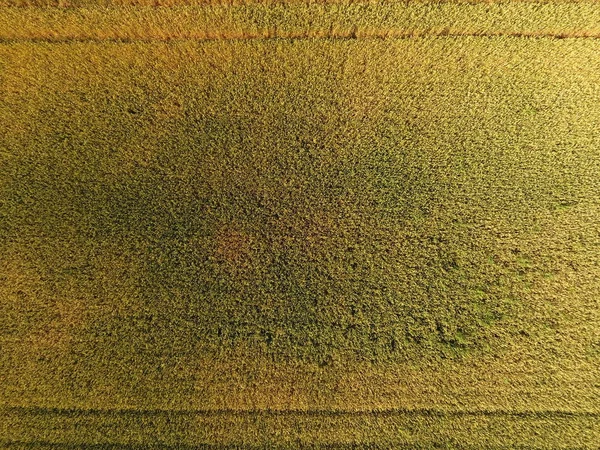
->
1, 1, 600, 448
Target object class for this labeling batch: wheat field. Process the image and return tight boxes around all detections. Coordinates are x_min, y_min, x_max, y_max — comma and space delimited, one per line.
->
1, 1, 600, 447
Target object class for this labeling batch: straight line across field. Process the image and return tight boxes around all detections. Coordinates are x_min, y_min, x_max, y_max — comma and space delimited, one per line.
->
3, 31, 600, 43
2, 2, 600, 42
4, 405, 600, 417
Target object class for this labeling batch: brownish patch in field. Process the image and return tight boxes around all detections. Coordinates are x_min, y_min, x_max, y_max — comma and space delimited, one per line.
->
214, 226, 253, 268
